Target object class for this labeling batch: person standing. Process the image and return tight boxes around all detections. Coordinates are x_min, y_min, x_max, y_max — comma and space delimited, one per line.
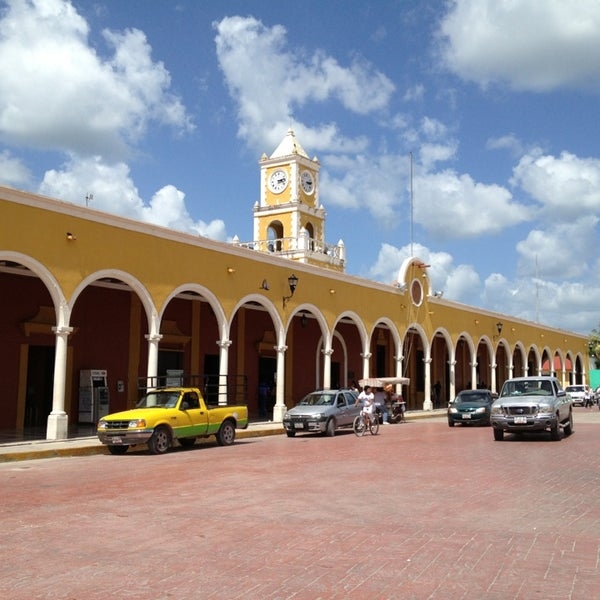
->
258, 381, 270, 419
374, 387, 389, 423
434, 380, 442, 408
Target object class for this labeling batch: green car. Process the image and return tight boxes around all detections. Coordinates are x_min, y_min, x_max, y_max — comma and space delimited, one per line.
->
447, 390, 497, 427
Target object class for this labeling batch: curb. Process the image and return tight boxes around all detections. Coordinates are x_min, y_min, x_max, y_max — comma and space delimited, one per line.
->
0, 411, 446, 463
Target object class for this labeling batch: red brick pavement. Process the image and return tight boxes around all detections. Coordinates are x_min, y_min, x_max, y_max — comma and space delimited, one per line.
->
1, 409, 600, 599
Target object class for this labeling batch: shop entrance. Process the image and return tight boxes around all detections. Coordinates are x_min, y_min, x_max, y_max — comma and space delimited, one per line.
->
25, 345, 55, 429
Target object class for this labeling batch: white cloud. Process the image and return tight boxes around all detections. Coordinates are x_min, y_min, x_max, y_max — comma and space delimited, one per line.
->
0, 150, 32, 187
512, 150, 600, 218
486, 134, 524, 157
483, 273, 600, 333
0, 0, 192, 159
321, 153, 408, 221
213, 15, 394, 154
437, 0, 600, 92
413, 169, 532, 238
515, 218, 599, 279
39, 156, 226, 239
403, 84, 424, 102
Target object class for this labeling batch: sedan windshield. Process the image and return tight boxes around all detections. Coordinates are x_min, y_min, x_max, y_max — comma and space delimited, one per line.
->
454, 393, 489, 404
299, 394, 336, 406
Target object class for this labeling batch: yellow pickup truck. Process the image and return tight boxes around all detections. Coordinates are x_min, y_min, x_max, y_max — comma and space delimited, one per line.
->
97, 387, 248, 455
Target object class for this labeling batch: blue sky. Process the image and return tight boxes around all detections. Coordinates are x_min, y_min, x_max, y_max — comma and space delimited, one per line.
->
1, 0, 599, 335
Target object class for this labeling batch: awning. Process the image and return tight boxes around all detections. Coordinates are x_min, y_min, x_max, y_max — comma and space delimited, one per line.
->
541, 357, 573, 371
358, 376, 410, 388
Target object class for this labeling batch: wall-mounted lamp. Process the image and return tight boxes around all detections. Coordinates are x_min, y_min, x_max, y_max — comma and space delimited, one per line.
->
496, 322, 503, 335
300, 312, 308, 328
474, 319, 480, 324
329, 289, 336, 294
227, 267, 236, 274
260, 279, 270, 290
433, 290, 444, 298
66, 232, 76, 241
283, 273, 298, 307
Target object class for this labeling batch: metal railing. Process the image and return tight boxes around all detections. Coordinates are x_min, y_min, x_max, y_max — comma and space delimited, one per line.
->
233, 236, 345, 267
138, 373, 248, 406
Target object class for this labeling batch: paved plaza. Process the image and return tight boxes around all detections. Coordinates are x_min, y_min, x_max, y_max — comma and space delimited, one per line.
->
1, 408, 600, 599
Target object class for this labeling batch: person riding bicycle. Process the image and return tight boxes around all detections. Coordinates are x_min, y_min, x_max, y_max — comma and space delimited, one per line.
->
355, 385, 375, 425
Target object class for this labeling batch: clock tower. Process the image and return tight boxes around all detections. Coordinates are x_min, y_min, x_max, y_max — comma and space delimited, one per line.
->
251, 128, 345, 272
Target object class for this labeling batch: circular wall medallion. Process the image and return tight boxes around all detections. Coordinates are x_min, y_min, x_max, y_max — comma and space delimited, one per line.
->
410, 279, 423, 306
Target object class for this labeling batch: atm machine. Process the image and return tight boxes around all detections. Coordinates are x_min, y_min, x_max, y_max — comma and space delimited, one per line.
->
79, 369, 110, 424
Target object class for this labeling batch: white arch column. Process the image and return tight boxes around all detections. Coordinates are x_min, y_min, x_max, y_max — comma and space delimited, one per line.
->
361, 352, 372, 380
145, 333, 162, 389
490, 361, 497, 394
46, 326, 73, 440
273, 345, 288, 422
395, 353, 406, 395
322, 348, 334, 389
423, 357, 433, 410
217, 339, 232, 406
448, 360, 456, 401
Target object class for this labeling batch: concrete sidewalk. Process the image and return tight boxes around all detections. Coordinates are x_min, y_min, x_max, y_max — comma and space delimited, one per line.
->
0, 410, 447, 462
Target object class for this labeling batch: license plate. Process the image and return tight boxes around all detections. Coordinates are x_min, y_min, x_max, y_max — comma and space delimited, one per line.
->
109, 436, 122, 443
462, 414, 471, 419
513, 416, 527, 424
294, 423, 304, 429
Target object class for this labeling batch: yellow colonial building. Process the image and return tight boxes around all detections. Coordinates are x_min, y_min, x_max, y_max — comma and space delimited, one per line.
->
0, 130, 589, 440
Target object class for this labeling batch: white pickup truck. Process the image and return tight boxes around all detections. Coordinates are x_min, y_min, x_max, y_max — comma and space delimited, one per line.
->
490, 376, 573, 441
565, 384, 591, 407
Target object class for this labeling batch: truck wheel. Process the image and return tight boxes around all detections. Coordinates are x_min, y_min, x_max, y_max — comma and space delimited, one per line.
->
550, 420, 560, 441
216, 420, 236, 446
563, 411, 574, 436
448, 420, 455, 427
493, 428, 504, 441
148, 426, 171, 454
286, 430, 296, 437
107, 445, 128, 455
325, 418, 336, 437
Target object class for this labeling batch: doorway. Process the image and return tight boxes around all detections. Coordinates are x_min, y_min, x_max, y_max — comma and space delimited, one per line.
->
25, 345, 55, 429
258, 356, 276, 415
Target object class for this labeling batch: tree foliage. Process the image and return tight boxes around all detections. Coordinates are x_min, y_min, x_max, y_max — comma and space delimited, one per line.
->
589, 327, 600, 360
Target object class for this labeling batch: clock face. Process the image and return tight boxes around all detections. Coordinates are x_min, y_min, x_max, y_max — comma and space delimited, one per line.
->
268, 169, 288, 194
300, 170, 315, 194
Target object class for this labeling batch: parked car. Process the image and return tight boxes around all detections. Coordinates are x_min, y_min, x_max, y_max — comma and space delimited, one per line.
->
283, 389, 360, 437
447, 389, 497, 427
565, 384, 590, 407
491, 376, 573, 441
